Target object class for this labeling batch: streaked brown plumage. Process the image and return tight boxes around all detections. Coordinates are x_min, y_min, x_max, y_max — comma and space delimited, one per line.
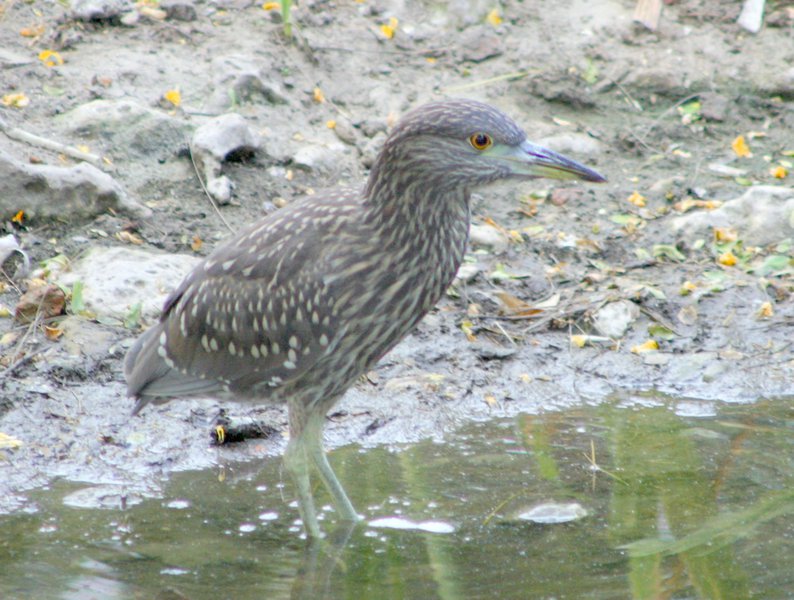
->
125, 99, 605, 537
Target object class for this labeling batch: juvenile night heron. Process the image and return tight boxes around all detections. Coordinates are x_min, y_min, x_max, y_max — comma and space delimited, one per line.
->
125, 99, 605, 537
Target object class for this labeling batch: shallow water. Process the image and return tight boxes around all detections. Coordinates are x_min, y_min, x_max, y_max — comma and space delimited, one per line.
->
2, 396, 793, 599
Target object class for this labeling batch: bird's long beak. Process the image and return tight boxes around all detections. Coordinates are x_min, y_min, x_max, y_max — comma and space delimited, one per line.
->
505, 140, 606, 182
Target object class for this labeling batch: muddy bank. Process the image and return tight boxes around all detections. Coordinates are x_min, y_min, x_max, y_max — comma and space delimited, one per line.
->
0, 0, 792, 511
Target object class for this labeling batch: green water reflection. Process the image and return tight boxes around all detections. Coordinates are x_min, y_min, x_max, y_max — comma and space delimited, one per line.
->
1, 397, 792, 599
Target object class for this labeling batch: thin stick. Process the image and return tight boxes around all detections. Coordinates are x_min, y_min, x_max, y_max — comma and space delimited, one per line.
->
0, 116, 104, 167
187, 143, 234, 233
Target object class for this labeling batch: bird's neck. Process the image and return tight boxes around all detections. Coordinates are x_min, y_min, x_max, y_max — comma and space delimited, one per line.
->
364, 161, 471, 246
363, 161, 471, 308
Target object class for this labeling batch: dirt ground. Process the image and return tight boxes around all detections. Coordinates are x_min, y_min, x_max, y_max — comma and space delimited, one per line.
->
0, 0, 792, 511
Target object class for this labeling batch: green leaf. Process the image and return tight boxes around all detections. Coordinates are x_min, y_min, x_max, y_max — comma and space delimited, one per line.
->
703, 270, 727, 292
70, 281, 85, 313
124, 302, 142, 330
610, 213, 639, 225
756, 254, 792, 276
652, 244, 686, 262
648, 324, 675, 340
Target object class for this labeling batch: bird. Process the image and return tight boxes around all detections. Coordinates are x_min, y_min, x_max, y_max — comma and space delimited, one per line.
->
124, 99, 605, 538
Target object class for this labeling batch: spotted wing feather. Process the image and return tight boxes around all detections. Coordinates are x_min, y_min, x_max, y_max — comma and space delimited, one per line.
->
125, 192, 359, 403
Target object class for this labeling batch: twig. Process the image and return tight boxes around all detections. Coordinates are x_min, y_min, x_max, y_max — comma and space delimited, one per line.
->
0, 116, 104, 167
187, 143, 234, 234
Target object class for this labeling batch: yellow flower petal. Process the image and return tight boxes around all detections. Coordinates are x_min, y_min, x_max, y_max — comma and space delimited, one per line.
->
770, 165, 788, 179
713, 227, 737, 243
326, 120, 336, 129
627, 191, 646, 207
757, 301, 773, 319
164, 89, 181, 107
630, 340, 659, 354
718, 251, 737, 266
380, 17, 398, 39
313, 87, 325, 103
731, 134, 751, 158
38, 49, 63, 67
486, 8, 502, 26
1, 92, 29, 108
262, 1, 279, 9
570, 334, 587, 348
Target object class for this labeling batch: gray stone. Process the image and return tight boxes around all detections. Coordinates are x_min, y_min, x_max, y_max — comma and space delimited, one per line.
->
537, 132, 605, 158
0, 147, 148, 221
57, 246, 199, 321
292, 141, 348, 174
208, 55, 290, 111
160, 0, 197, 21
469, 224, 509, 253
592, 300, 639, 339
332, 117, 358, 145
71, 0, 134, 21
671, 186, 794, 246
361, 132, 387, 168
458, 26, 503, 63
206, 175, 233, 205
191, 113, 260, 165
191, 113, 260, 203
58, 99, 189, 160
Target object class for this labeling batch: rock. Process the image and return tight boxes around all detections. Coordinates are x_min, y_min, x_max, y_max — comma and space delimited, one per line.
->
455, 262, 482, 283
191, 113, 260, 203
332, 117, 357, 145
206, 175, 233, 205
361, 132, 387, 168
699, 92, 730, 122
671, 186, 794, 246
57, 246, 199, 322
160, 0, 197, 21
0, 48, 34, 67
191, 113, 260, 165
458, 26, 503, 63
0, 148, 148, 221
208, 55, 290, 111
514, 502, 588, 524
292, 141, 348, 173
591, 300, 639, 338
59, 99, 189, 161
550, 187, 586, 206
71, 0, 133, 21
469, 223, 509, 253
536, 132, 604, 158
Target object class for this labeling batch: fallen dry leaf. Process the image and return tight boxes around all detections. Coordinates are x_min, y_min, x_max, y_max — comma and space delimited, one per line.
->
380, 17, 398, 39
2, 93, 29, 108
756, 301, 773, 319
627, 191, 646, 207
713, 227, 738, 243
486, 8, 502, 26
731, 134, 751, 158
164, 89, 181, 107
14, 283, 66, 323
631, 339, 659, 354
718, 251, 737, 266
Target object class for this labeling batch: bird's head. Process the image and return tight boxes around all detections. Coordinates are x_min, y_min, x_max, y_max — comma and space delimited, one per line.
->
370, 99, 605, 190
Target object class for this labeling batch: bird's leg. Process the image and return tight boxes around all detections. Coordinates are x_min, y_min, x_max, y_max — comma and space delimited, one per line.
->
304, 411, 360, 523
284, 404, 323, 538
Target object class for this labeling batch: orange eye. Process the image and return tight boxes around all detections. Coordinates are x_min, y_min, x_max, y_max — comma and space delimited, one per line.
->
469, 132, 493, 151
